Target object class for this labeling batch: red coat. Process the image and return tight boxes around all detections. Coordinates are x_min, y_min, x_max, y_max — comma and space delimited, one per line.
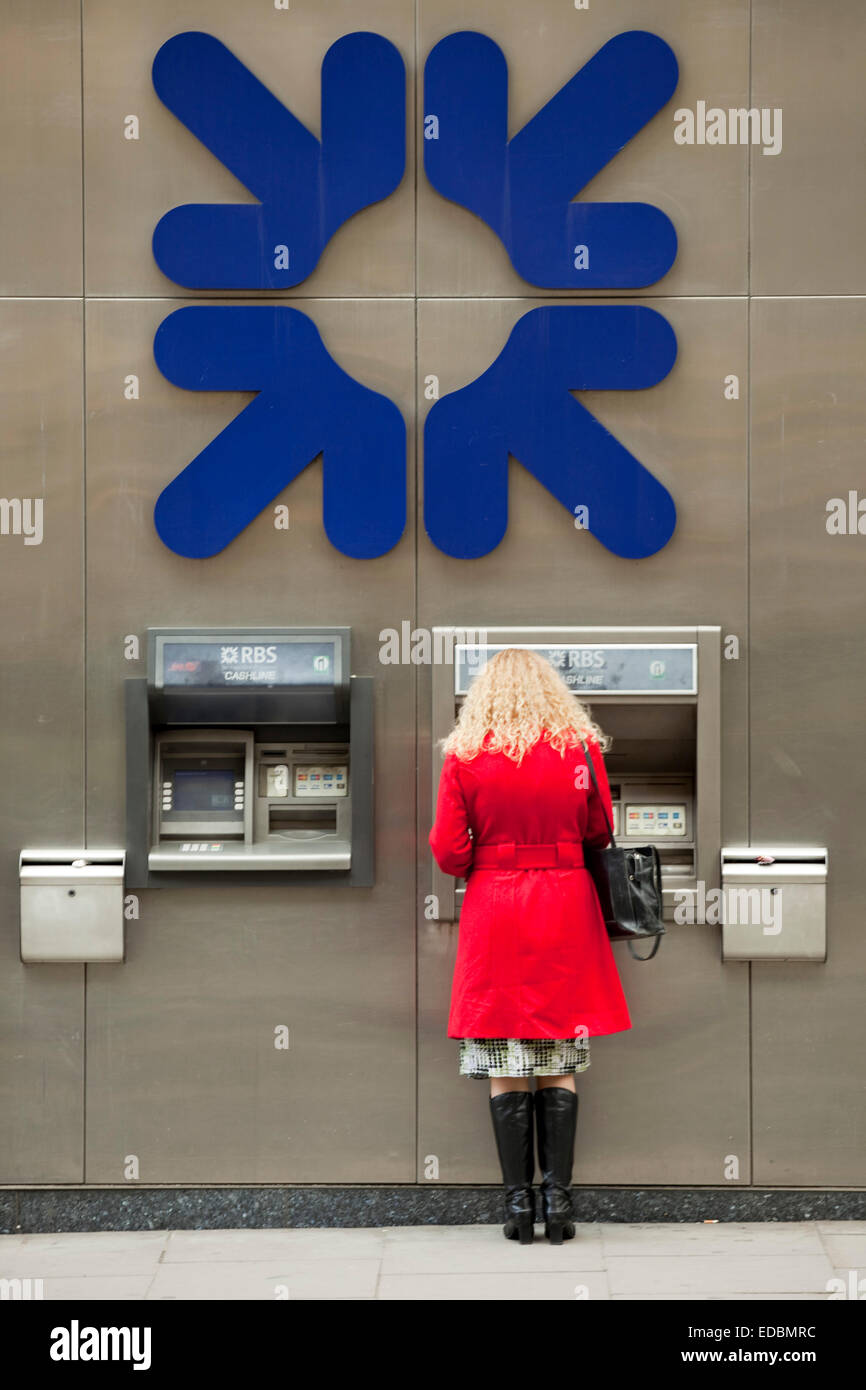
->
430, 735, 632, 1040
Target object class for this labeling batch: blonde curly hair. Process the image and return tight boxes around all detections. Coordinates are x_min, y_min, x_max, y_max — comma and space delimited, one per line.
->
441, 647, 610, 764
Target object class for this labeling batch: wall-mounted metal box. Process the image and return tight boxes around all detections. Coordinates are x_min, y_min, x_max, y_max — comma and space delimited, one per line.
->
720, 847, 828, 962
19, 850, 126, 963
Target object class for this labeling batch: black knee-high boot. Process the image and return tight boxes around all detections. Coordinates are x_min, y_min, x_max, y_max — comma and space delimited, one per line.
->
534, 1086, 578, 1244
488, 1090, 536, 1245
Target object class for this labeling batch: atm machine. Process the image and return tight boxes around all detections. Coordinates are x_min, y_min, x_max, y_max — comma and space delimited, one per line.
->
125, 627, 373, 888
430, 626, 721, 924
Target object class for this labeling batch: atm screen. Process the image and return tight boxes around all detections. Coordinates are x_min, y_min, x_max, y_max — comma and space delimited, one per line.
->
172, 769, 235, 812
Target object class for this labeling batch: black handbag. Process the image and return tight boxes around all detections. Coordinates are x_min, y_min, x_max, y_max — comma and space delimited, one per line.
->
579, 741, 666, 961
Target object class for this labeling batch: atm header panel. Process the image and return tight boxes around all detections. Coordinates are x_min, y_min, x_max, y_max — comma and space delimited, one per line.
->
150, 631, 345, 692
146, 628, 350, 726
454, 643, 697, 697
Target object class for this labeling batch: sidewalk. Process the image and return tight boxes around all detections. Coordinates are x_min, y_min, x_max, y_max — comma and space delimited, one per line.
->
1, 1221, 861, 1300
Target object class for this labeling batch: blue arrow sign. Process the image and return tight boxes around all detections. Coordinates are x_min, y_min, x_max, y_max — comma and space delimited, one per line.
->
424, 306, 678, 559
153, 307, 406, 559
151, 31, 405, 289
424, 30, 678, 288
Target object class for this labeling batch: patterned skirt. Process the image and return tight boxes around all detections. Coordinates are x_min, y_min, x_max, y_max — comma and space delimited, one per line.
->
458, 1036, 591, 1079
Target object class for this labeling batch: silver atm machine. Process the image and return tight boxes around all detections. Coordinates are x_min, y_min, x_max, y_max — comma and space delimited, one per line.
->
125, 627, 373, 887
431, 626, 721, 924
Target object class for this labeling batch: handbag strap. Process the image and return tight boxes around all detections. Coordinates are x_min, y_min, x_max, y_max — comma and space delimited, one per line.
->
579, 740, 616, 847
627, 935, 662, 961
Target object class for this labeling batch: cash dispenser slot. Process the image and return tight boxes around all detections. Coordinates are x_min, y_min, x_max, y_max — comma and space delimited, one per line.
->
125, 628, 372, 887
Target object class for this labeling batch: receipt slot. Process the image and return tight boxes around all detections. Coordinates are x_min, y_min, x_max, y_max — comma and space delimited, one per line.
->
125, 628, 372, 887
430, 626, 721, 924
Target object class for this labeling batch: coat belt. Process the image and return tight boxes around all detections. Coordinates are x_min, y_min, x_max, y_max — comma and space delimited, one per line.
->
471, 841, 585, 869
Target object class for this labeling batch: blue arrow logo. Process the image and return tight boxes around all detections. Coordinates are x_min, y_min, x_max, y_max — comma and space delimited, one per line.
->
153, 307, 406, 559
424, 30, 678, 288
151, 31, 405, 289
424, 306, 678, 559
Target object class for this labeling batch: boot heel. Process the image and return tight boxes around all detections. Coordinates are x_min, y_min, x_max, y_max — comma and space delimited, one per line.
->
505, 1215, 535, 1245
544, 1218, 575, 1246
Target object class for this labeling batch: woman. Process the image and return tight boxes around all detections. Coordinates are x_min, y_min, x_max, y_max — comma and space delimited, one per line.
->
429, 647, 631, 1245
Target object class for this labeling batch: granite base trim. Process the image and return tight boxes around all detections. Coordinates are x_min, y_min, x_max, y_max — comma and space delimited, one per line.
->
2, 1186, 865, 1233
